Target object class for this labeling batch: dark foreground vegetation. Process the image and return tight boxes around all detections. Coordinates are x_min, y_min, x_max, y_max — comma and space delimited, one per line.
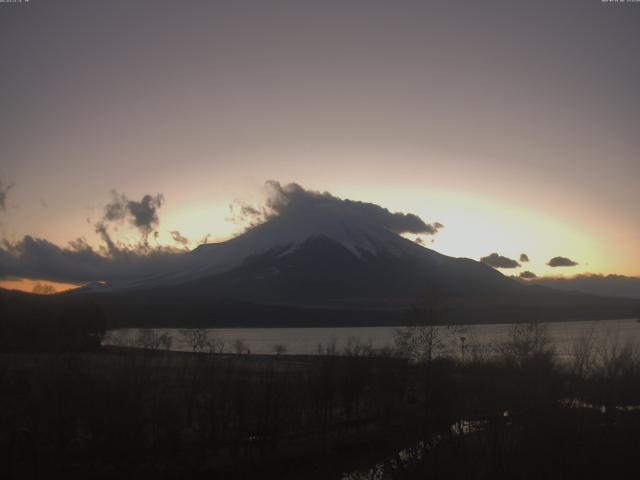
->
2, 317, 640, 480
2, 289, 640, 478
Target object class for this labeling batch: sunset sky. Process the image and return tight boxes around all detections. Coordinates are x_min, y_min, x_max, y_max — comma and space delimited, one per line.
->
1, 0, 639, 293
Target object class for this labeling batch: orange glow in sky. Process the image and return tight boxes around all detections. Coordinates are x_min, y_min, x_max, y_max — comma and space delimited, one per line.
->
0, 278, 80, 295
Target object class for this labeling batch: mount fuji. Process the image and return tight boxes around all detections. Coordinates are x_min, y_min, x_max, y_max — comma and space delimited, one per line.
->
72, 184, 639, 327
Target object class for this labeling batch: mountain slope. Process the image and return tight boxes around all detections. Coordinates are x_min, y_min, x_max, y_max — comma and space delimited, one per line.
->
175, 235, 523, 304
71, 234, 640, 327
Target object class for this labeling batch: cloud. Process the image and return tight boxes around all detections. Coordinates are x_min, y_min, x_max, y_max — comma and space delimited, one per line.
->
519, 253, 529, 263
170, 230, 189, 246
0, 235, 187, 284
227, 200, 270, 229
89, 190, 167, 259
101, 190, 164, 240
0, 178, 15, 212
480, 253, 521, 269
238, 203, 263, 218
547, 256, 579, 267
519, 270, 537, 279
235, 180, 444, 235
2, 187, 179, 284
94, 222, 119, 257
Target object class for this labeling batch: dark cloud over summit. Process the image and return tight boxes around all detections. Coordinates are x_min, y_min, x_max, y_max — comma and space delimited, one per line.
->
520, 253, 529, 263
480, 253, 521, 269
261, 181, 443, 235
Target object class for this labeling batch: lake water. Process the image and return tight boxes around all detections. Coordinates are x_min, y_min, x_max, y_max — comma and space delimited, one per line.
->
104, 318, 640, 358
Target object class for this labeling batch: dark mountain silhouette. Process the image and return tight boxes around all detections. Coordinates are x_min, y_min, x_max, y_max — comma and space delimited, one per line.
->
173, 235, 524, 303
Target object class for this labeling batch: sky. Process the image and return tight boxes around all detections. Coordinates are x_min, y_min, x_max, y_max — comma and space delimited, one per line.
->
1, 0, 639, 293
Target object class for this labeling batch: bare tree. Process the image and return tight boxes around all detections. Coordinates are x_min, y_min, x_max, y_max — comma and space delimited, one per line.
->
597, 333, 638, 382
205, 332, 226, 354
569, 328, 597, 379
465, 333, 491, 364
273, 343, 287, 356
180, 328, 208, 353
498, 320, 555, 367
342, 337, 365, 357
394, 324, 441, 363
158, 332, 173, 351
317, 337, 337, 356
393, 297, 458, 363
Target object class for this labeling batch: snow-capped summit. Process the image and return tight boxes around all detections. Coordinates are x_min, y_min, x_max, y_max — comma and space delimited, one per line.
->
190, 203, 441, 272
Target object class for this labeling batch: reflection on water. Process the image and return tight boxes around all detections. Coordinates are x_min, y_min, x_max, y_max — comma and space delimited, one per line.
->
104, 318, 640, 357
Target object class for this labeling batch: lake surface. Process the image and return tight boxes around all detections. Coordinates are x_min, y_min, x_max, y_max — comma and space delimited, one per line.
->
104, 318, 640, 358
